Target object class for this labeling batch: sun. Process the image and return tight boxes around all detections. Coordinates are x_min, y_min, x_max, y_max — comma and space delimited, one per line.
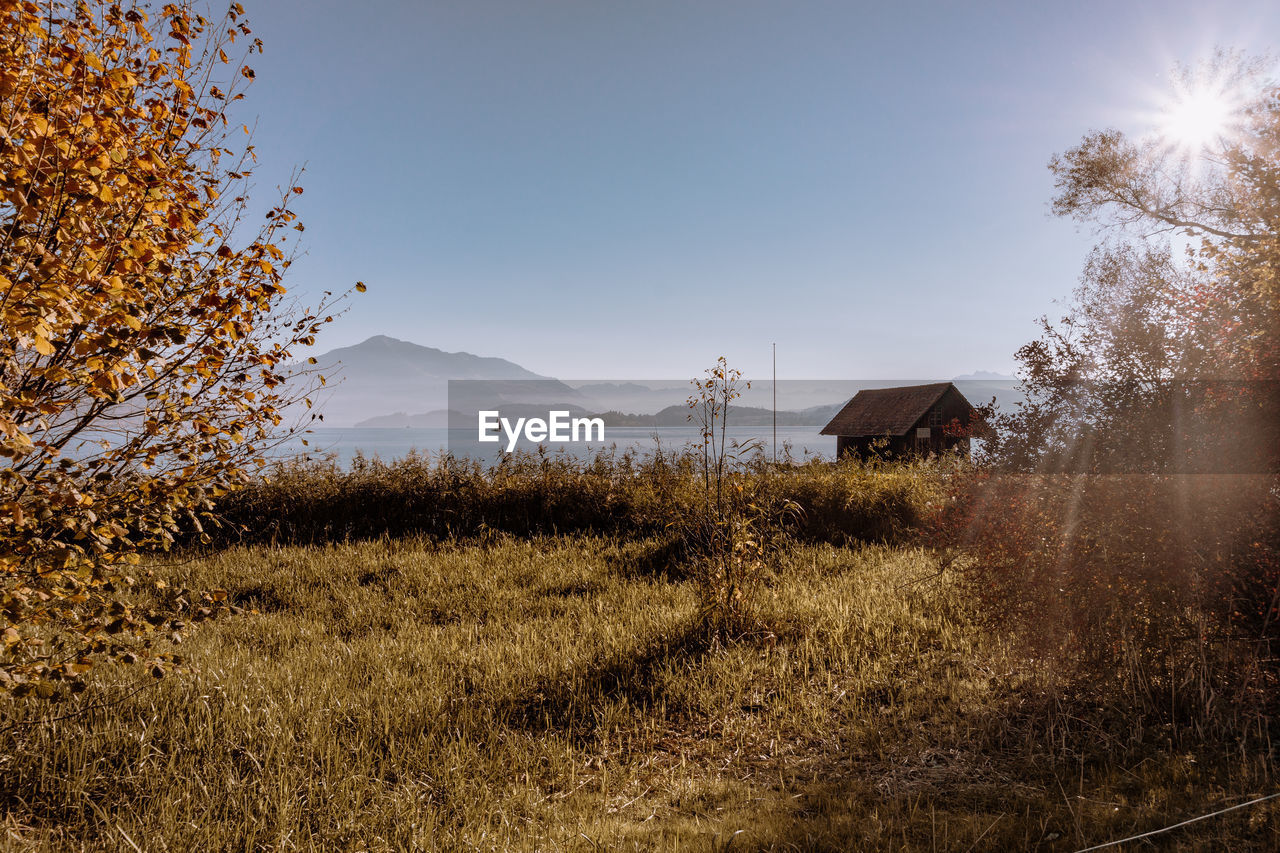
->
1156, 81, 1242, 155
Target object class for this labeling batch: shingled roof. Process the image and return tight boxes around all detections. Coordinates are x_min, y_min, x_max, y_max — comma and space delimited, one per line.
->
820, 382, 957, 437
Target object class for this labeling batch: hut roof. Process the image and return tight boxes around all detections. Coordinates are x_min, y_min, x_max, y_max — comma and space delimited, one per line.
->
820, 382, 959, 437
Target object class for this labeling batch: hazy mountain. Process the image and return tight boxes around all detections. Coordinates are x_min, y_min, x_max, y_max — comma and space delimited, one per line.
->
600, 402, 841, 428
299, 342, 1027, 429
319, 335, 544, 381
952, 371, 1016, 381
358, 403, 597, 429
354, 410, 456, 428
567, 382, 691, 414
299, 336, 548, 427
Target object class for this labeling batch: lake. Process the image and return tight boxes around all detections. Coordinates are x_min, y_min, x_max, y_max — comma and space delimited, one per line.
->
270, 425, 836, 468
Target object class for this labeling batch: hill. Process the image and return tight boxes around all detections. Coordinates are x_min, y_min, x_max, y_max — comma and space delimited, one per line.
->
599, 401, 843, 427
297, 336, 547, 427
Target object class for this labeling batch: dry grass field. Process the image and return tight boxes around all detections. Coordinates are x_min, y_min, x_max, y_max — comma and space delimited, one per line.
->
2, 530, 1275, 851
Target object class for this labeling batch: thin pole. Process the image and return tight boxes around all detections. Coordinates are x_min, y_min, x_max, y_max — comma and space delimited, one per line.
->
772, 342, 777, 464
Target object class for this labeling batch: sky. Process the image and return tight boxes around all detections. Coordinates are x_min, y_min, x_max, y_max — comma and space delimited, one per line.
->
231, 0, 1280, 380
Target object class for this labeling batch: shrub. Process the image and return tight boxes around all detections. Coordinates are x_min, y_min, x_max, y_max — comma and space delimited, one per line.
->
936, 470, 1280, 726
202, 445, 953, 554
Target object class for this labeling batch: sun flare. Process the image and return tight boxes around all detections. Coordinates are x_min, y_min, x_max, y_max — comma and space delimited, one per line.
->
1157, 83, 1240, 153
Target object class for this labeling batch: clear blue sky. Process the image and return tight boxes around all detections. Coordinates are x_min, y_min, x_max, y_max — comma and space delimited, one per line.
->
237, 0, 1280, 379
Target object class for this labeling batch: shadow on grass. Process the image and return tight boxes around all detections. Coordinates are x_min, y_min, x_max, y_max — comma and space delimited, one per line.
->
227, 583, 290, 613
603, 534, 697, 580
709, 675, 1280, 853
501, 617, 715, 744
536, 578, 607, 599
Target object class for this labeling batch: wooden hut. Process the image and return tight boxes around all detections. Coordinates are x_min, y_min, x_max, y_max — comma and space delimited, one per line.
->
820, 382, 975, 458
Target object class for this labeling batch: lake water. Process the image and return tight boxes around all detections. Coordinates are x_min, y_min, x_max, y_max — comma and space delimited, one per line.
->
270, 425, 836, 468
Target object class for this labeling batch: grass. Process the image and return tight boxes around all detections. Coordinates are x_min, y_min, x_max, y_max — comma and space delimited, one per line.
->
2, 533, 1276, 851
203, 448, 952, 547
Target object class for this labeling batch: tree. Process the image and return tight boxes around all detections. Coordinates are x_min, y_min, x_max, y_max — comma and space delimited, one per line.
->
948, 54, 1280, 703
1048, 52, 1278, 367
0, 1, 348, 697
986, 53, 1280, 473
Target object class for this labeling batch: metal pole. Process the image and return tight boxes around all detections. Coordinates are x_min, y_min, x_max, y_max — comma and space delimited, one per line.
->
772, 342, 777, 464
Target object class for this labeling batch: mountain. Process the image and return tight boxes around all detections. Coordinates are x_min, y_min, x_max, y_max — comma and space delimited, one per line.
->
599, 402, 842, 428
297, 336, 548, 427
319, 335, 543, 381
952, 371, 1016, 381
567, 382, 692, 414
353, 410, 455, 428
299, 343, 1028, 429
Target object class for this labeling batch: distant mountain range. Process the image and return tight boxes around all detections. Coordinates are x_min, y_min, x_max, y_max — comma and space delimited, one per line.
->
295, 335, 1020, 427
353, 410, 456, 428
952, 370, 1016, 381
321, 335, 544, 381
299, 336, 546, 427
597, 402, 843, 427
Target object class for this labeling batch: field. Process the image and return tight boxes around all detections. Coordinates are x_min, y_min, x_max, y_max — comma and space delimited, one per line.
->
6, 1, 1280, 849
2, 517, 1277, 850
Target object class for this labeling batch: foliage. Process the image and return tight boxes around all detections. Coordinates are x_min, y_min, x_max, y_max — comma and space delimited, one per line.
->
686, 356, 747, 509
988, 52, 1280, 473
202, 443, 948, 554
763, 448, 956, 544
949, 53, 1280, 708
936, 472, 1279, 720
0, 1, 347, 697
679, 358, 791, 634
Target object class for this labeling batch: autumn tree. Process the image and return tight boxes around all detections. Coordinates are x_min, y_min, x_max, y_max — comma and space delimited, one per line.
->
0, 0, 348, 697
946, 54, 1280, 708
987, 53, 1280, 473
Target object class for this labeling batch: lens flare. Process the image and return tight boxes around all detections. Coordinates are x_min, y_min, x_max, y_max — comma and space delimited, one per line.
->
1156, 80, 1243, 155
